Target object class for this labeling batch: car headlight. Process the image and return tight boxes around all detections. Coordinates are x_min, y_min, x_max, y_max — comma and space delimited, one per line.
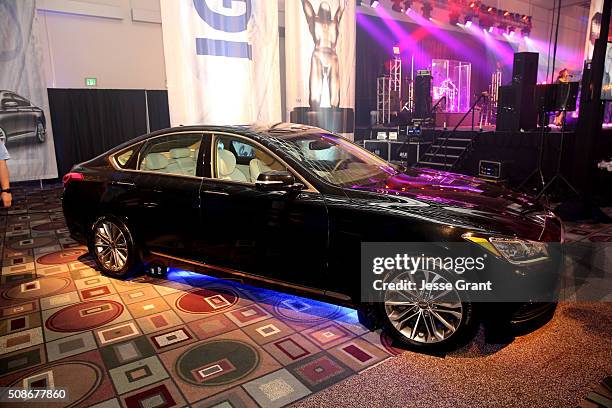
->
463, 234, 549, 265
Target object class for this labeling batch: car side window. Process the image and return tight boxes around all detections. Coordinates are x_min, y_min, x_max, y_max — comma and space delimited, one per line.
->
138, 134, 202, 177
1, 94, 16, 107
12, 95, 29, 107
213, 135, 285, 184
115, 148, 135, 169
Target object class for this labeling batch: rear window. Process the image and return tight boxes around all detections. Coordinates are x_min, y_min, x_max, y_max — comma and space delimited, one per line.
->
116, 149, 134, 167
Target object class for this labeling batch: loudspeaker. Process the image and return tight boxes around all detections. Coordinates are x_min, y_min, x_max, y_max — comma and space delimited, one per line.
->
496, 85, 519, 131
512, 52, 539, 85
414, 73, 432, 119
363, 140, 390, 161
510, 52, 539, 130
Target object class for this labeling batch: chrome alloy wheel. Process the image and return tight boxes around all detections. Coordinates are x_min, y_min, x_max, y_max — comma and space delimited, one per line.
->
94, 221, 128, 272
36, 122, 46, 142
384, 270, 463, 344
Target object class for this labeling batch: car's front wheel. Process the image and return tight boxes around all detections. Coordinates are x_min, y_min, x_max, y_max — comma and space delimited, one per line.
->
0, 127, 6, 144
377, 268, 478, 352
89, 216, 141, 279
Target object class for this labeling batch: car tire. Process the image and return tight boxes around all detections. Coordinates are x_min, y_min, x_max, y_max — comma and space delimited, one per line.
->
0, 127, 6, 144
35, 121, 45, 143
88, 216, 142, 279
376, 267, 478, 352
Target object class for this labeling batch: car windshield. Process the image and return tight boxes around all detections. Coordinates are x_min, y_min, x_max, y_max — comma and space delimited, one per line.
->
269, 133, 399, 186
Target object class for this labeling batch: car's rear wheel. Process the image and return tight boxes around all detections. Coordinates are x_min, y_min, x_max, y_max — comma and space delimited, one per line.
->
89, 216, 141, 279
377, 268, 478, 352
35, 121, 45, 143
0, 127, 6, 144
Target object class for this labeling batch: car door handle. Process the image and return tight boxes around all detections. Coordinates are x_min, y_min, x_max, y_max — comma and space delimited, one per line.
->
110, 180, 136, 187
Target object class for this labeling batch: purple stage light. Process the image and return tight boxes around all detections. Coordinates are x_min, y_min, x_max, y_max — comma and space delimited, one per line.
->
372, 6, 429, 59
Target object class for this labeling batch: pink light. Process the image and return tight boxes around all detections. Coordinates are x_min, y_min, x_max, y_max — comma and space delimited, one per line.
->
371, 0, 379, 8
405, 8, 411, 14
465, 21, 472, 27
393, 46, 400, 55
488, 26, 494, 32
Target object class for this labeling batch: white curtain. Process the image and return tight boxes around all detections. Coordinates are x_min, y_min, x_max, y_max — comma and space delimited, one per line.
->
160, 0, 281, 126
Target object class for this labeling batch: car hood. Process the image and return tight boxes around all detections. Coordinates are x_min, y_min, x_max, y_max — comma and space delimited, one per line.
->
342, 167, 561, 241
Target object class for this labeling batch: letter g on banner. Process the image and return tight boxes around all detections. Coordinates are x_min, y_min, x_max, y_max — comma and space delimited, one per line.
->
193, 0, 253, 59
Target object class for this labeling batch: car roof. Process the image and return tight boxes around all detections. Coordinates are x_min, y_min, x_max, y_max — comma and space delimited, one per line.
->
113, 123, 328, 150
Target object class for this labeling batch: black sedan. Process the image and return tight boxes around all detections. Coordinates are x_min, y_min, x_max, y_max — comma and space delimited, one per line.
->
62, 123, 563, 351
0, 90, 46, 144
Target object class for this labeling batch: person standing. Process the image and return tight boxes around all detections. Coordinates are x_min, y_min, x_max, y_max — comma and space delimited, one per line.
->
554, 68, 571, 127
0, 142, 12, 208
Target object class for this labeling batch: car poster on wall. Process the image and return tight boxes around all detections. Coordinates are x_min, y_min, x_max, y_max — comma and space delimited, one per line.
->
0, 0, 58, 181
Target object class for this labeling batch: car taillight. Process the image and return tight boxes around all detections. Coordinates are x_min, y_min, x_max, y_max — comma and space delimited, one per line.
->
62, 172, 84, 186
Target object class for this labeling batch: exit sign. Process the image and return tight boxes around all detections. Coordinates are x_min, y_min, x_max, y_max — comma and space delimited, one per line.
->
85, 77, 97, 87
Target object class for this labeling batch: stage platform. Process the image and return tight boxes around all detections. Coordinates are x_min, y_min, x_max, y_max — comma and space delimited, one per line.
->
356, 126, 612, 196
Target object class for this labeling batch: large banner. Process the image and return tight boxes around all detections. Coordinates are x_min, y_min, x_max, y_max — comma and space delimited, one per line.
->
160, 0, 281, 126
583, 0, 612, 61
0, 0, 58, 181
285, 0, 356, 138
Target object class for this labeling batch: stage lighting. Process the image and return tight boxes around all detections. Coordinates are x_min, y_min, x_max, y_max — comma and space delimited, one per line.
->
391, 0, 404, 13
449, 11, 460, 26
369, 0, 379, 8
488, 26, 494, 32
421, 2, 433, 20
393, 46, 401, 55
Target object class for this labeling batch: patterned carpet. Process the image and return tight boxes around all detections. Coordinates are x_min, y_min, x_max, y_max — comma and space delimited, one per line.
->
0, 184, 405, 408
0, 185, 611, 408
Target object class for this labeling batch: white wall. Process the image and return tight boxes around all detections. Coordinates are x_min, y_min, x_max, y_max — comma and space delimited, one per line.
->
36, 0, 166, 89
34, 0, 589, 90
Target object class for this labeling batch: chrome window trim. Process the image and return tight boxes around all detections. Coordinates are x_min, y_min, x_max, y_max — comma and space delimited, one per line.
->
210, 131, 318, 192
108, 130, 319, 192
109, 131, 204, 180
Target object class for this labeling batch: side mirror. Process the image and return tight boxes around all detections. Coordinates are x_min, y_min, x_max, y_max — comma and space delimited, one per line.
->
256, 171, 304, 192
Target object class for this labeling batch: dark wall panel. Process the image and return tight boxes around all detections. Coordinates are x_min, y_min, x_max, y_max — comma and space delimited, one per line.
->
48, 88, 168, 177
146, 90, 171, 132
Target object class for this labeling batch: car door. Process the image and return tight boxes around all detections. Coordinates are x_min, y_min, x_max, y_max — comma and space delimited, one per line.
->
13, 94, 36, 135
0, 93, 20, 137
197, 132, 329, 290
131, 131, 205, 260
